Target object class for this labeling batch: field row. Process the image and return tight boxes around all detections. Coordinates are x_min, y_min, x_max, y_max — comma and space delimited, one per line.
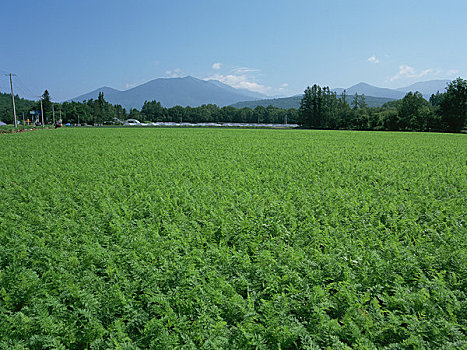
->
0, 128, 466, 348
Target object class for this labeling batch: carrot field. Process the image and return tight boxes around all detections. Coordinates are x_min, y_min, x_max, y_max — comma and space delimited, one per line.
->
0, 128, 466, 348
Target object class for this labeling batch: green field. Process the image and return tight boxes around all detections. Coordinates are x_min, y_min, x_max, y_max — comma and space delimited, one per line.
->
0, 128, 466, 349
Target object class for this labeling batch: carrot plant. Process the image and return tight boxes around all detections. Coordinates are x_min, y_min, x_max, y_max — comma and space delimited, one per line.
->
0, 128, 465, 348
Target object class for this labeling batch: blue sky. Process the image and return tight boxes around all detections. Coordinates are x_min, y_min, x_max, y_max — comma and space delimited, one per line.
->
0, 0, 466, 101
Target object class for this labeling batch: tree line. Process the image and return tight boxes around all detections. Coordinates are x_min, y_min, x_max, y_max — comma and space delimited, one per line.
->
1, 78, 465, 132
0, 91, 298, 125
299, 78, 467, 132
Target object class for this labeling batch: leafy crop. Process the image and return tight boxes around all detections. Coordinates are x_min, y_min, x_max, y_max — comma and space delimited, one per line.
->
0, 128, 466, 349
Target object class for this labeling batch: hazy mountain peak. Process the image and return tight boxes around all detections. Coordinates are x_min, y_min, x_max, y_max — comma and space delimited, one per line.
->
69, 76, 261, 109
396, 79, 450, 97
69, 86, 121, 102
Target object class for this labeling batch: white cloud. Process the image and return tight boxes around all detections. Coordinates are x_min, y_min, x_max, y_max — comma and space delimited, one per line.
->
212, 62, 222, 70
447, 69, 459, 76
390, 65, 433, 81
276, 83, 289, 92
204, 73, 271, 94
368, 55, 380, 64
233, 67, 261, 74
165, 68, 182, 78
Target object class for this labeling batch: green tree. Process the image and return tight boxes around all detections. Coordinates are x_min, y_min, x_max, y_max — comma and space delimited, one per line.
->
429, 92, 443, 107
141, 100, 165, 121
129, 108, 143, 120
40, 90, 52, 124
299, 86, 313, 126
299, 85, 325, 128
439, 77, 467, 132
398, 91, 431, 131
352, 93, 367, 110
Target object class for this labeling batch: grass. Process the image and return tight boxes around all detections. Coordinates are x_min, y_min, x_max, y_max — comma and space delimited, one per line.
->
0, 128, 466, 348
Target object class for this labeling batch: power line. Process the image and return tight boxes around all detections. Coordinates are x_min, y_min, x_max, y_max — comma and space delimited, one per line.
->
14, 75, 40, 99
11, 82, 30, 99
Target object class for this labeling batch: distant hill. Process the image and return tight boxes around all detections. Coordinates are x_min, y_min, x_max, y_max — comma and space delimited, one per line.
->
70, 86, 121, 102
334, 80, 453, 100
70, 76, 261, 109
231, 95, 303, 109
334, 82, 406, 100
396, 80, 450, 98
231, 94, 395, 109
70, 78, 458, 111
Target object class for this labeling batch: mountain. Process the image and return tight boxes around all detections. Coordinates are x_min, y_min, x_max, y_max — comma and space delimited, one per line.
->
396, 80, 450, 98
231, 80, 460, 110
334, 82, 406, 99
231, 94, 395, 109
70, 79, 456, 111
71, 86, 121, 102
334, 80, 452, 100
70, 76, 260, 109
231, 95, 302, 109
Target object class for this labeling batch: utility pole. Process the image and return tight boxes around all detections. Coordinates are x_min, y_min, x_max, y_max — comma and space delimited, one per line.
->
40, 99, 44, 126
5, 73, 17, 127
52, 104, 55, 124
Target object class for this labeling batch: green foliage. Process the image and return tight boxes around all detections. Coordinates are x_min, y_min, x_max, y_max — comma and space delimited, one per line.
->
299, 80, 467, 132
40, 90, 52, 124
0, 128, 466, 348
60, 94, 127, 125
397, 92, 432, 131
438, 77, 467, 132
0, 92, 36, 124
139, 102, 297, 124
231, 95, 394, 109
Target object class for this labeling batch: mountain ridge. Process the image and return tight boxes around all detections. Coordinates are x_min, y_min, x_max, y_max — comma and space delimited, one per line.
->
70, 78, 455, 110
231, 80, 453, 109
69, 76, 261, 110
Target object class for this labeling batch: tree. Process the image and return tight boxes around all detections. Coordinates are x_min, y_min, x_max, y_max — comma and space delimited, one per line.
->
254, 105, 266, 124
40, 90, 52, 124
429, 92, 443, 107
398, 91, 430, 131
336, 90, 353, 129
322, 87, 338, 128
299, 86, 313, 126
129, 108, 143, 120
438, 77, 467, 132
299, 85, 325, 128
142, 100, 165, 121
168, 105, 184, 123
352, 93, 367, 110
351, 93, 359, 110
